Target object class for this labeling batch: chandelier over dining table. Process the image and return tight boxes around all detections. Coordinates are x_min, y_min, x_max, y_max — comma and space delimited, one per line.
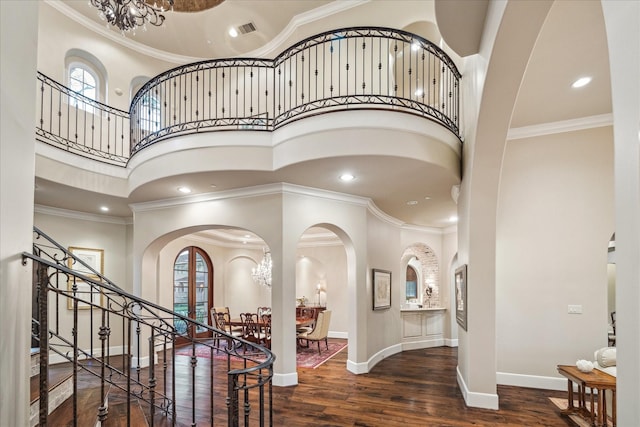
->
90, 0, 175, 33
252, 249, 272, 289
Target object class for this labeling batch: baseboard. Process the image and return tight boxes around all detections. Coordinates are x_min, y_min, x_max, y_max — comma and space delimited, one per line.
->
273, 372, 298, 387
445, 338, 458, 347
401, 338, 444, 351
457, 366, 499, 410
346, 343, 403, 374
132, 352, 158, 369
48, 345, 128, 365
346, 359, 368, 374
497, 371, 569, 391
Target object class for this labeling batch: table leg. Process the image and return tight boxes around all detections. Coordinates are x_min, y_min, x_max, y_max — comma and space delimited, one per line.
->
612, 389, 616, 427
601, 389, 607, 427
568, 379, 574, 410
590, 387, 596, 426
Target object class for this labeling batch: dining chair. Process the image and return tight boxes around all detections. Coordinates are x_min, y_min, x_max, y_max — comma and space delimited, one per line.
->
240, 312, 267, 350
608, 311, 616, 346
297, 310, 332, 355
260, 313, 272, 348
257, 306, 271, 317
296, 307, 316, 335
213, 306, 242, 334
214, 311, 242, 351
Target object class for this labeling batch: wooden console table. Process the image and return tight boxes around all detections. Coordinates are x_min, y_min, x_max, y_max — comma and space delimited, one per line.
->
557, 364, 616, 427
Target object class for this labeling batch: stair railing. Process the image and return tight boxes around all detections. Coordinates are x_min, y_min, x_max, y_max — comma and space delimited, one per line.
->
24, 226, 274, 426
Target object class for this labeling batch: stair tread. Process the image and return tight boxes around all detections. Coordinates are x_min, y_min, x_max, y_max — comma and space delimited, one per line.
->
30, 363, 73, 404
42, 385, 103, 427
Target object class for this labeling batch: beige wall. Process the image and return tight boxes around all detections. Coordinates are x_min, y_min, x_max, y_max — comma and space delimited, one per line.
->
1, 2, 39, 425
496, 126, 613, 381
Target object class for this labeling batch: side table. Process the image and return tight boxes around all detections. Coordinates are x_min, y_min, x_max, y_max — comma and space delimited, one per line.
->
557, 364, 616, 427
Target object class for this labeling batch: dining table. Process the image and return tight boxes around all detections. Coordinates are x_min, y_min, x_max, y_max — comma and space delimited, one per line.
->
228, 317, 314, 328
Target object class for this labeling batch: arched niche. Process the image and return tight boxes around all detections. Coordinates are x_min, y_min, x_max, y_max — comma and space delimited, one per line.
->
401, 243, 440, 307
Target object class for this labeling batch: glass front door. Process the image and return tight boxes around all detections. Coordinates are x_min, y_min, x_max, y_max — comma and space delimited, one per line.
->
173, 247, 212, 341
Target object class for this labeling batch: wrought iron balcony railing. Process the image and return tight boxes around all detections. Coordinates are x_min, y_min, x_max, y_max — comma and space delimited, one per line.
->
36, 27, 462, 167
24, 226, 274, 426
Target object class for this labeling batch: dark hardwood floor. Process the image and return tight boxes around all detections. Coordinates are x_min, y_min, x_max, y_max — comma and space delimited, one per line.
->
274, 345, 573, 427
46, 343, 576, 426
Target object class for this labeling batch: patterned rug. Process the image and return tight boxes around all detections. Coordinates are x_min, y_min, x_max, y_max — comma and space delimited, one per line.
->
549, 397, 614, 427
175, 339, 347, 369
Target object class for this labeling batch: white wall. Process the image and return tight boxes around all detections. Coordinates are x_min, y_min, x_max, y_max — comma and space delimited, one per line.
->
0, 2, 39, 425
496, 126, 613, 383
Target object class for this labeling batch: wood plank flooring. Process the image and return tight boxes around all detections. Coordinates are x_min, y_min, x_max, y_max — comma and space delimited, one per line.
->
46, 343, 576, 426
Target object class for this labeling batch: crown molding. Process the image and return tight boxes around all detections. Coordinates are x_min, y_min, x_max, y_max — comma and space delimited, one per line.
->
507, 113, 613, 140
367, 202, 405, 227
46, 0, 369, 65
45, 0, 203, 65
130, 182, 371, 213
246, 0, 370, 58
35, 204, 132, 225
401, 223, 447, 235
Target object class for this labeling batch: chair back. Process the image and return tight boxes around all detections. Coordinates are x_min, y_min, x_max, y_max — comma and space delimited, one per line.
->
307, 310, 331, 340
240, 312, 261, 340
215, 311, 232, 333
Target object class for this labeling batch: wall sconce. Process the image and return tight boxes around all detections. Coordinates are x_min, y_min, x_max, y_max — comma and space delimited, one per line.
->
425, 282, 434, 307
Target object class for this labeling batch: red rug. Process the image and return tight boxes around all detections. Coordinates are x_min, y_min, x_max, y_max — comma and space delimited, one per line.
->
174, 339, 347, 369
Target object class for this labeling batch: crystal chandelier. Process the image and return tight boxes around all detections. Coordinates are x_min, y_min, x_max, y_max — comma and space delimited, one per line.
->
251, 249, 272, 289
90, 0, 175, 33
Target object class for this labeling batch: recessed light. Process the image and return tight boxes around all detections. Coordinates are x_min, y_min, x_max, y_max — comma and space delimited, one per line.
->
411, 42, 420, 51
228, 27, 238, 38
424, 196, 431, 200
100, 206, 109, 212
407, 200, 418, 205
415, 89, 424, 97
571, 77, 592, 88
210, 184, 217, 188
244, 234, 251, 238
339, 173, 355, 182
448, 215, 458, 223
177, 186, 192, 194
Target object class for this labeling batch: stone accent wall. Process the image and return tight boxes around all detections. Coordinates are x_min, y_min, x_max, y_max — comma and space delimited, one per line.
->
405, 244, 439, 307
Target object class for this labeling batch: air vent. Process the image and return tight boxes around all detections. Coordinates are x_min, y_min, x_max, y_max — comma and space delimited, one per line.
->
238, 22, 257, 35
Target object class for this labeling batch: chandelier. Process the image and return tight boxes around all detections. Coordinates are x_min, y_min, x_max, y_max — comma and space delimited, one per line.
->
252, 249, 272, 289
90, 0, 175, 33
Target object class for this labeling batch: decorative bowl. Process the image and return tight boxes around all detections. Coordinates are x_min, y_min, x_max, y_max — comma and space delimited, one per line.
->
576, 359, 594, 373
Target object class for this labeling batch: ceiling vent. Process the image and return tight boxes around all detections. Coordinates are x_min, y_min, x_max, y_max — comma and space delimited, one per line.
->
238, 22, 257, 35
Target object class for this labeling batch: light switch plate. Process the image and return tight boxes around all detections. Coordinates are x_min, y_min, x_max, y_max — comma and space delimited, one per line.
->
568, 305, 583, 314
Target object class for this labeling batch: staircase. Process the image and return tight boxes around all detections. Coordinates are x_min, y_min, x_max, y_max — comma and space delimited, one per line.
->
25, 226, 274, 426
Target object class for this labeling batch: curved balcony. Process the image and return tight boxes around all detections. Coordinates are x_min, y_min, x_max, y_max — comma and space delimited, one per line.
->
36, 27, 462, 167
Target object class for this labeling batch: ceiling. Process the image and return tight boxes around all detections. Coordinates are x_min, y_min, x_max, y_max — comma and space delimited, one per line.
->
36, 1, 611, 232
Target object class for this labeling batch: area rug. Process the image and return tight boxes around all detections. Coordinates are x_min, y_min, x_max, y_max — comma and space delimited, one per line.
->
549, 397, 613, 427
175, 339, 347, 369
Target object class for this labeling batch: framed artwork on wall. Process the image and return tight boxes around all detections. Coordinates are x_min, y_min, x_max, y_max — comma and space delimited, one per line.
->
455, 264, 467, 331
372, 268, 392, 310
67, 247, 104, 310
68, 246, 104, 279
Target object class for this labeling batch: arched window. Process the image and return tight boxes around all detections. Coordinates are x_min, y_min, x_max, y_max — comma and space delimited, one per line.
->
131, 76, 161, 133
67, 64, 99, 113
173, 247, 213, 341
65, 49, 107, 112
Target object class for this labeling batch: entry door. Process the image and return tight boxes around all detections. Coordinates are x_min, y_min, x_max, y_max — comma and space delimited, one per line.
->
173, 246, 212, 342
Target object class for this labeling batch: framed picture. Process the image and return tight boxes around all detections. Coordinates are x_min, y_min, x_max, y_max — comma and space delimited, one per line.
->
455, 264, 467, 331
67, 280, 103, 310
68, 246, 103, 279
68, 247, 104, 310
372, 268, 392, 310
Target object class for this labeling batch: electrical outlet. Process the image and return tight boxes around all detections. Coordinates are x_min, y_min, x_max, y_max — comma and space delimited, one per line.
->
568, 305, 583, 314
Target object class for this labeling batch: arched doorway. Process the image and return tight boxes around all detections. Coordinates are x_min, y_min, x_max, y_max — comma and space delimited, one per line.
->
173, 246, 213, 343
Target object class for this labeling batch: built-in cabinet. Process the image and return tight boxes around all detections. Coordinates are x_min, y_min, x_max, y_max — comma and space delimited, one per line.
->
400, 308, 446, 350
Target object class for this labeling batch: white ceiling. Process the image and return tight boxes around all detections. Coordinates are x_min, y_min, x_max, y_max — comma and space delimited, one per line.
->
36, 1, 611, 232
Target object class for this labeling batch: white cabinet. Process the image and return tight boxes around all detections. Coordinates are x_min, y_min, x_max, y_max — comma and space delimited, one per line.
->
400, 308, 445, 350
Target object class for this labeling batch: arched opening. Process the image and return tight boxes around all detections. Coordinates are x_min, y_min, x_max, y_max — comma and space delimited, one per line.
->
172, 246, 213, 344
